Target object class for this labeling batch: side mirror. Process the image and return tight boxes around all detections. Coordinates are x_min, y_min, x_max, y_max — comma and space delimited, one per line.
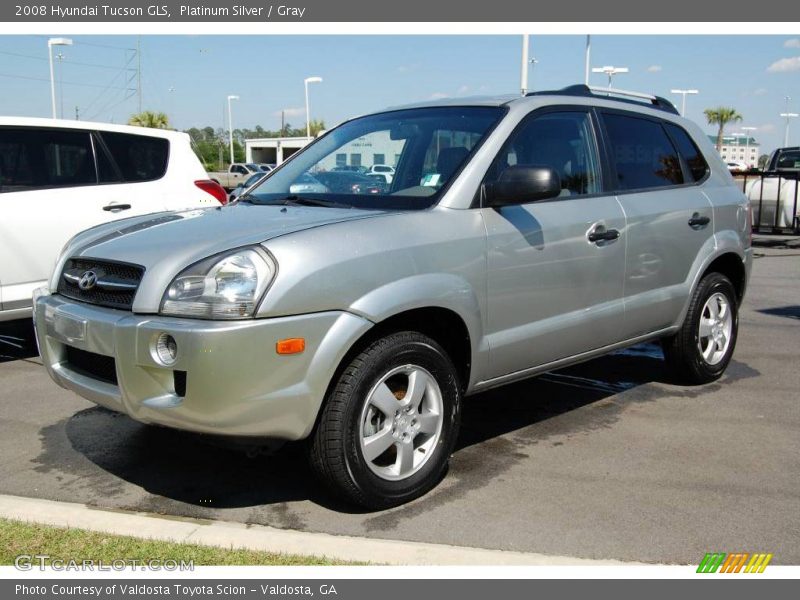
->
484, 165, 561, 207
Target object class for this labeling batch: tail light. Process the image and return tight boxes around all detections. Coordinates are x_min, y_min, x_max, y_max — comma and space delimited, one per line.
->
194, 179, 228, 205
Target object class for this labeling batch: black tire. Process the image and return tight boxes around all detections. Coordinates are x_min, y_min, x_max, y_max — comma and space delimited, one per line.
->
308, 331, 461, 509
662, 272, 739, 384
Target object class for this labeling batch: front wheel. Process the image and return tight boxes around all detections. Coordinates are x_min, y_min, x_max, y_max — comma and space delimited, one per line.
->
308, 331, 461, 509
662, 272, 739, 384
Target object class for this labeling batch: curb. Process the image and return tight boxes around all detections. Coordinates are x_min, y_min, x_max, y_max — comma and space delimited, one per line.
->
0, 493, 639, 566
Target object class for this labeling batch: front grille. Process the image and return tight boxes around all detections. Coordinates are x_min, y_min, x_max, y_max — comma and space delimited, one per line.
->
64, 346, 118, 385
57, 258, 144, 310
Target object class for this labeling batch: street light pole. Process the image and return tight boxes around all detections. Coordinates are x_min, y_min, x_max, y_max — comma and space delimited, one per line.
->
47, 37, 72, 119
584, 35, 591, 86
227, 95, 239, 165
591, 65, 629, 89
781, 96, 798, 147
670, 89, 699, 117
520, 34, 529, 96
304, 76, 323, 139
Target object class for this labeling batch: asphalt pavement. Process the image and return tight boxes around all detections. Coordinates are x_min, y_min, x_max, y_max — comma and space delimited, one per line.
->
1, 236, 798, 564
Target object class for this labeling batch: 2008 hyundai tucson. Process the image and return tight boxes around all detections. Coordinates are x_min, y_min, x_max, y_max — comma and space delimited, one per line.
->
34, 85, 752, 508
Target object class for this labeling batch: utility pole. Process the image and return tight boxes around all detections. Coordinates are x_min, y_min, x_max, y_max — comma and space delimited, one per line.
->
281, 110, 285, 137
75, 106, 79, 120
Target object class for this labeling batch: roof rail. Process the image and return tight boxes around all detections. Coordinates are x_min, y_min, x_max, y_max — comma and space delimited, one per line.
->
526, 84, 680, 115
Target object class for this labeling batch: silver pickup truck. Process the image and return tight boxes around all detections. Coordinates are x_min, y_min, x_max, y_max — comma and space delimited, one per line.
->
34, 85, 752, 508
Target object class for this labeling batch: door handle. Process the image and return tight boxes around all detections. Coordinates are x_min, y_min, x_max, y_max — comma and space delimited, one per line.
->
103, 203, 132, 212
688, 213, 710, 228
587, 228, 620, 243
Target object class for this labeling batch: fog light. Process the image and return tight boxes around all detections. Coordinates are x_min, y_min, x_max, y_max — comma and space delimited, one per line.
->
155, 333, 178, 365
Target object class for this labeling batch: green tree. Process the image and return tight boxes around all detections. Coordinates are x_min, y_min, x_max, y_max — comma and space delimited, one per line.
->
308, 118, 326, 137
703, 107, 743, 151
127, 110, 170, 129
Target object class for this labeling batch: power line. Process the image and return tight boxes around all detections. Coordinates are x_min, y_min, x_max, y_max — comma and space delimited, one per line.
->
78, 66, 132, 116
0, 71, 129, 90
0, 49, 123, 70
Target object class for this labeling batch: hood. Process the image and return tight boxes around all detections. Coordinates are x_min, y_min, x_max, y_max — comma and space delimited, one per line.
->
58, 203, 388, 312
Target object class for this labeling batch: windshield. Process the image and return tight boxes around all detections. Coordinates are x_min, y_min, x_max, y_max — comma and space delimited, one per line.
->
244, 106, 505, 210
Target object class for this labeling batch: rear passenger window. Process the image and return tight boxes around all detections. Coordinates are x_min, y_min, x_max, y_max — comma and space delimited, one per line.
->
603, 113, 683, 190
665, 124, 709, 182
0, 128, 96, 192
99, 132, 169, 182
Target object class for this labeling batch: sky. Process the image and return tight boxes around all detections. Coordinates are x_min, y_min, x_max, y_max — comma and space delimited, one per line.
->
0, 34, 798, 154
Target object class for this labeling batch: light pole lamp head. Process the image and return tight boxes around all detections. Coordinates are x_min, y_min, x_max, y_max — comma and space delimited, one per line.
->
48, 38, 73, 48
305, 76, 323, 84
227, 95, 240, 101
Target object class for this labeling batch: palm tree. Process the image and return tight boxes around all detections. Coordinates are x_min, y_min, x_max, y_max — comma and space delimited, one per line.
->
308, 118, 326, 137
704, 107, 743, 151
127, 111, 170, 129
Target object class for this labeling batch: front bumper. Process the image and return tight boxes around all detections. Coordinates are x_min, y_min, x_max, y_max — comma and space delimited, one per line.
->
34, 291, 372, 439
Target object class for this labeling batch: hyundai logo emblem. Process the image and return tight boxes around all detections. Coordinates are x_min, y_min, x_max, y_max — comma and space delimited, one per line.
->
78, 271, 98, 291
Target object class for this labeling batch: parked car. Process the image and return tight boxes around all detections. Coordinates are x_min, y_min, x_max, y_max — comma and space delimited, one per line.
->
289, 172, 328, 195
0, 117, 225, 321
33, 85, 752, 508
313, 170, 386, 194
331, 165, 369, 175
259, 163, 276, 172
208, 163, 263, 190
744, 146, 800, 230
726, 161, 749, 174
368, 164, 395, 183
229, 171, 269, 202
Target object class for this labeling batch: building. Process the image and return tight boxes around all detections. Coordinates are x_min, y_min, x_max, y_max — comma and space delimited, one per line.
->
245, 136, 313, 165
244, 131, 405, 170
709, 134, 760, 169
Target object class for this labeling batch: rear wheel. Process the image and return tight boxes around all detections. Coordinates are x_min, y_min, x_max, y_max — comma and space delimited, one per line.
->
309, 331, 461, 509
662, 272, 738, 384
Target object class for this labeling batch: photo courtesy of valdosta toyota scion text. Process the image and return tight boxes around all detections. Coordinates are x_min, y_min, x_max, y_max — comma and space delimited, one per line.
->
0, 0, 799, 592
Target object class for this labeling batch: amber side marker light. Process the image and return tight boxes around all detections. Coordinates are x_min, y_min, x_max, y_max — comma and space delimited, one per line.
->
276, 338, 306, 355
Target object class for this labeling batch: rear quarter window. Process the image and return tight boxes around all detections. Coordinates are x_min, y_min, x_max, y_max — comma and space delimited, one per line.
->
98, 131, 169, 182
664, 123, 709, 182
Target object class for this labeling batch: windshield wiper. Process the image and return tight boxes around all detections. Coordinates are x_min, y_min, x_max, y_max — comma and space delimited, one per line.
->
280, 195, 353, 209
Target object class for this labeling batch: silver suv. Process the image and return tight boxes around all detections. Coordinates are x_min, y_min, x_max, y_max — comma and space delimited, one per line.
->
34, 85, 752, 508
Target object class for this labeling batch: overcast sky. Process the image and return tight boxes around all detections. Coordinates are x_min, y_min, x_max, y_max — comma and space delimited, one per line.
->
1, 34, 798, 154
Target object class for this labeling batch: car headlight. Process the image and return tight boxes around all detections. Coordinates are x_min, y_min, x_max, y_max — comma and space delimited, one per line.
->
160, 247, 276, 319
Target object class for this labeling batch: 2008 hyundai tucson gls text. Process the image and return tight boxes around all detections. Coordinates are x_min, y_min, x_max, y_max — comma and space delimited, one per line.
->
34, 85, 753, 508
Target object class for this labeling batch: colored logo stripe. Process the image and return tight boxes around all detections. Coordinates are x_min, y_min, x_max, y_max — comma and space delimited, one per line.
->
745, 553, 773, 573
697, 553, 726, 573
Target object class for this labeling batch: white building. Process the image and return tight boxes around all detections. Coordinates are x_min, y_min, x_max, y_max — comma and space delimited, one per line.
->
245, 136, 313, 165
245, 131, 405, 170
710, 135, 760, 169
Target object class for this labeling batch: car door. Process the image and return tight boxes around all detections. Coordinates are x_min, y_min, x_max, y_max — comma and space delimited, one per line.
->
598, 111, 714, 338
481, 108, 627, 379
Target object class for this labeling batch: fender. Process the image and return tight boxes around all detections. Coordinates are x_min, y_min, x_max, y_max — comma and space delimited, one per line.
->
346, 273, 488, 389
673, 231, 747, 329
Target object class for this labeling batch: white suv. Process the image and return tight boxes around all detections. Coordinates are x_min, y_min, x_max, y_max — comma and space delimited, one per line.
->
0, 117, 226, 321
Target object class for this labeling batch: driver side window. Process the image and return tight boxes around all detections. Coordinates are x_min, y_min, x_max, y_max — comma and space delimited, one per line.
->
486, 111, 602, 197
